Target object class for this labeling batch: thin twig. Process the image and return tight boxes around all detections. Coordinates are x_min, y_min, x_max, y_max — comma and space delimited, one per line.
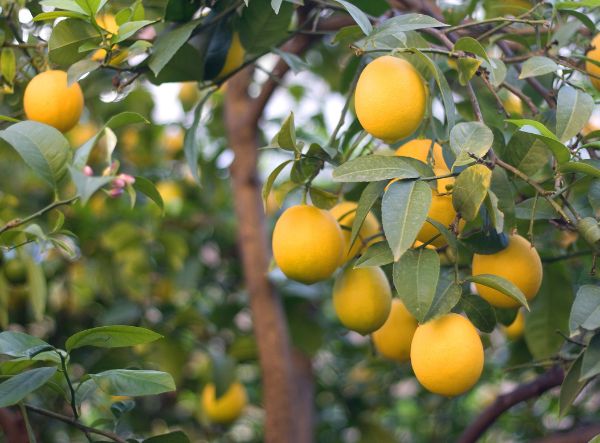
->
24, 404, 128, 443
0, 196, 79, 235
501, 82, 539, 115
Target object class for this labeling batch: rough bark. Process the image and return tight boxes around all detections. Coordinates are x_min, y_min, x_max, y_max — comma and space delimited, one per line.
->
458, 366, 565, 443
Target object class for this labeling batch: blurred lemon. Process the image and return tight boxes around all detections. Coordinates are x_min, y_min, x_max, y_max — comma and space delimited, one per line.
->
156, 181, 184, 216
201, 382, 247, 424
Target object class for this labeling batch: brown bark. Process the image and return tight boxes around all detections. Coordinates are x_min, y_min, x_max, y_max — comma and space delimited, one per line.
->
458, 366, 565, 443
292, 349, 315, 443
225, 67, 299, 443
0, 408, 29, 443
533, 424, 600, 443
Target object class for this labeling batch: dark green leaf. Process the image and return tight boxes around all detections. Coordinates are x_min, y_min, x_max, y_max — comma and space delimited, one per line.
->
569, 285, 600, 332
580, 333, 600, 381
66, 325, 163, 352
334, 1, 373, 35
69, 167, 112, 205
90, 369, 175, 396
382, 180, 431, 261
466, 274, 529, 309
349, 181, 386, 250
148, 19, 202, 76
392, 248, 440, 322
353, 241, 394, 268
239, 1, 293, 53
423, 281, 462, 322
0, 332, 52, 359
332, 155, 419, 182
506, 119, 570, 164
133, 176, 164, 212
143, 431, 191, 443
460, 293, 496, 333
556, 85, 594, 142
560, 353, 587, 416
0, 367, 57, 407
48, 19, 100, 66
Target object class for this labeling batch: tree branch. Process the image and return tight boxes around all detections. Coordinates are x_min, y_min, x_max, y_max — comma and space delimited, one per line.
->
0, 196, 79, 235
24, 404, 127, 443
458, 366, 564, 443
533, 424, 600, 443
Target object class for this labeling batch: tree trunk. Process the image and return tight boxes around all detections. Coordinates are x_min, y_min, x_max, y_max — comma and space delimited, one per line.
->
225, 68, 301, 443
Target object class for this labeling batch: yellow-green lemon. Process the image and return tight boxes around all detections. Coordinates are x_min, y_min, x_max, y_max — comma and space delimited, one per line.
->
372, 299, 418, 362
201, 382, 247, 424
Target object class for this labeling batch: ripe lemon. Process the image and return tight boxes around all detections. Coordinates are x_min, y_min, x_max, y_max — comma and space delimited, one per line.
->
67, 123, 98, 148
24, 70, 84, 133
179, 82, 200, 111
587, 34, 600, 91
502, 310, 525, 340
415, 168, 459, 248
272, 205, 344, 284
201, 381, 247, 424
218, 33, 245, 79
502, 90, 523, 116
411, 313, 484, 396
329, 201, 380, 265
156, 181, 184, 216
395, 139, 448, 170
372, 298, 418, 362
332, 266, 392, 335
472, 234, 542, 308
355, 56, 427, 142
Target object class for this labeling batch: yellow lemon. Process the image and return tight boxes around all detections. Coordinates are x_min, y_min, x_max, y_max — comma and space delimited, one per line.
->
582, 118, 600, 136
415, 168, 460, 248
502, 90, 523, 116
502, 310, 525, 340
218, 33, 245, 79
67, 123, 98, 148
395, 139, 448, 170
587, 34, 600, 91
329, 201, 381, 265
201, 382, 247, 424
410, 313, 484, 396
272, 205, 344, 284
355, 56, 427, 142
156, 181, 184, 216
472, 234, 542, 308
372, 299, 418, 362
179, 82, 200, 110
96, 14, 119, 35
332, 266, 392, 335
24, 70, 84, 133
161, 127, 184, 156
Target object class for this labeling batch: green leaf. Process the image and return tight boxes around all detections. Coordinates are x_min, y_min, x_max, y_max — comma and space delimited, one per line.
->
449, 122, 494, 167
333, 1, 372, 35
452, 164, 492, 221
412, 50, 456, 136
148, 19, 202, 76
524, 263, 573, 359
578, 217, 600, 248
349, 181, 386, 250
143, 431, 191, 443
519, 56, 558, 79
382, 180, 431, 261
69, 167, 112, 205
90, 369, 175, 396
560, 353, 587, 416
392, 248, 440, 322
0, 367, 57, 407
133, 176, 164, 212
569, 285, 600, 332
425, 217, 458, 250
0, 121, 71, 189
262, 160, 292, 209
559, 161, 600, 178
467, 274, 529, 309
453, 36, 490, 63
423, 281, 462, 322
353, 241, 394, 268
332, 155, 419, 182
48, 19, 101, 66
482, 58, 507, 87
460, 293, 496, 333
365, 14, 446, 43
239, 1, 294, 53
506, 119, 570, 164
66, 325, 163, 352
580, 333, 600, 381
273, 48, 309, 73
0, 332, 52, 359
164, 0, 200, 21
309, 187, 337, 209
271, 113, 297, 151
24, 256, 47, 322
0, 48, 16, 85
211, 353, 236, 398
114, 20, 154, 43
66, 58, 100, 85
455, 57, 482, 86
33, 10, 89, 21
555, 85, 594, 142
40, 0, 86, 13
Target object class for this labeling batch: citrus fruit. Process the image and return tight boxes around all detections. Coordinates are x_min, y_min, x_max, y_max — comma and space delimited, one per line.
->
67, 123, 98, 148
272, 205, 344, 284
201, 381, 247, 424
472, 234, 542, 308
156, 181, 184, 216
329, 201, 380, 265
372, 298, 418, 362
395, 139, 448, 170
3, 258, 27, 285
411, 313, 484, 396
587, 34, 600, 91
502, 310, 525, 340
415, 168, 460, 248
355, 56, 427, 142
179, 82, 200, 111
24, 70, 84, 133
502, 90, 523, 116
332, 266, 392, 335
218, 33, 245, 79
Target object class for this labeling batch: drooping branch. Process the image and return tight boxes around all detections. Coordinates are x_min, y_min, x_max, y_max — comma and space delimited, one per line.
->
458, 366, 564, 443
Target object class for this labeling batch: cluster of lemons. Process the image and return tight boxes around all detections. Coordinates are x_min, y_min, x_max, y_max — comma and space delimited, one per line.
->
271, 55, 544, 396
